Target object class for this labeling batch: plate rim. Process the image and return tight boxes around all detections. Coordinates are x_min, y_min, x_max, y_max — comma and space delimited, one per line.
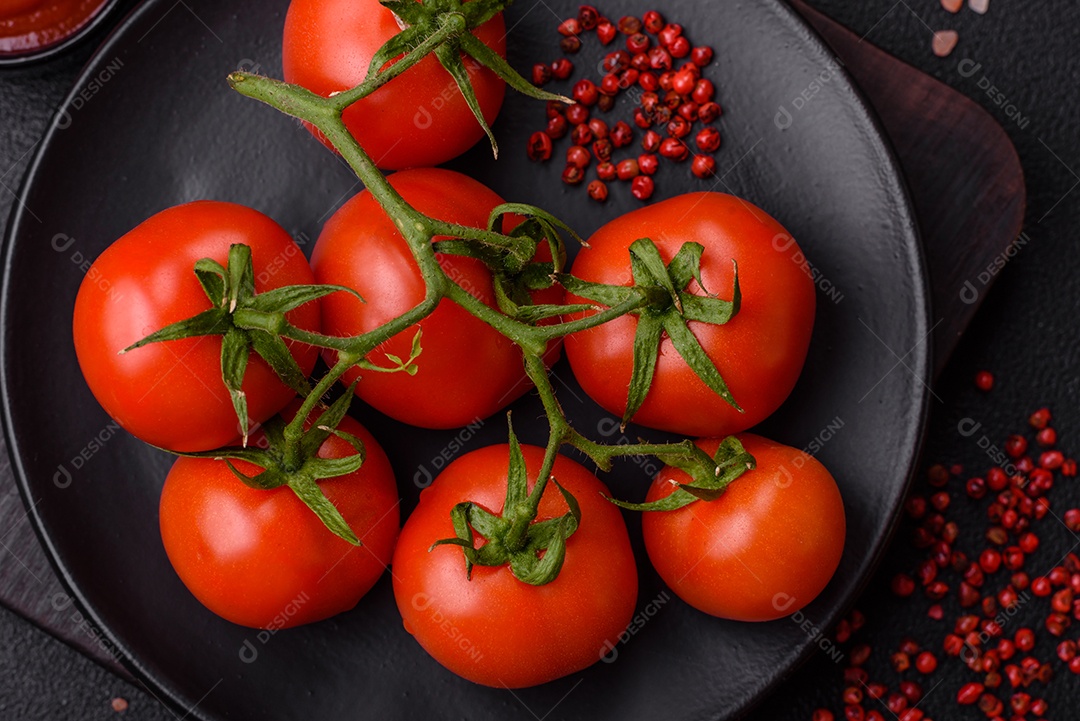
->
0, 0, 932, 718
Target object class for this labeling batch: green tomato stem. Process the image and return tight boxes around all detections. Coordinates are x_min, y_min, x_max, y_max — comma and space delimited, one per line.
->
228, 60, 719, 477
532, 292, 655, 340
282, 352, 360, 470
328, 13, 467, 112
426, 219, 536, 264
520, 349, 718, 478
441, 280, 549, 357
222, 13, 749, 576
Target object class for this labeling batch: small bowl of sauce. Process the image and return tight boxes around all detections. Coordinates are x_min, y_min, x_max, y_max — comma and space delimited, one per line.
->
1, 0, 121, 66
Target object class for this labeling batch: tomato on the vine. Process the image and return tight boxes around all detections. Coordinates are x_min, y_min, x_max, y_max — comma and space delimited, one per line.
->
159, 403, 400, 629
392, 443, 638, 687
72, 201, 320, 452
282, 0, 507, 169
564, 192, 816, 437
642, 434, 845, 621
311, 168, 561, 429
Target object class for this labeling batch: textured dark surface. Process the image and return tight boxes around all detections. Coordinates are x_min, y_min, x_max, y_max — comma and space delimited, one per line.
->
0, 0, 1071, 720
760, 0, 1080, 718
0, 0, 929, 719
0, 0, 143, 678
790, 0, 1024, 380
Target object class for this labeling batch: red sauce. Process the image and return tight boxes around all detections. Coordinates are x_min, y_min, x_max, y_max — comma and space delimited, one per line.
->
0, 0, 110, 56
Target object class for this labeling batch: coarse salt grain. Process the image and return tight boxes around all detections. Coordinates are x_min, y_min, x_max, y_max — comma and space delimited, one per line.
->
969, 0, 990, 14
933, 30, 959, 57
941, 0, 963, 13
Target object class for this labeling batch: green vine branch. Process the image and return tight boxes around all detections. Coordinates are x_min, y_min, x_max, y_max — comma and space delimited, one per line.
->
125, 0, 754, 570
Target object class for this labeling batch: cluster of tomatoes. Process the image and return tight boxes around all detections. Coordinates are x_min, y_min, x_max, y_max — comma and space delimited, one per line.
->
70, 0, 847, 691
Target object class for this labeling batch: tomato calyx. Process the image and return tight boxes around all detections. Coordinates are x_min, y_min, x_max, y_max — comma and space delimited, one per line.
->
611, 435, 756, 512
560, 238, 743, 430
434, 201, 589, 326
430, 418, 582, 586
175, 380, 368, 545
121, 243, 358, 446
368, 0, 569, 159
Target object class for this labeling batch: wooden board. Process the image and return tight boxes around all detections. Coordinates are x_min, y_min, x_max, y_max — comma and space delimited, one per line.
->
789, 0, 1025, 377
0, 0, 1025, 683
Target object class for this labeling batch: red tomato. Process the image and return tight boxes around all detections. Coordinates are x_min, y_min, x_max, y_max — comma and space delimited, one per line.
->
311, 168, 561, 429
72, 201, 319, 452
643, 434, 845, 621
159, 405, 399, 629
564, 192, 816, 437
282, 0, 507, 169
393, 443, 638, 687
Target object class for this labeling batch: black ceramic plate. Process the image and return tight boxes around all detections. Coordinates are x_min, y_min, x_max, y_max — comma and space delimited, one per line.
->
1, 0, 929, 719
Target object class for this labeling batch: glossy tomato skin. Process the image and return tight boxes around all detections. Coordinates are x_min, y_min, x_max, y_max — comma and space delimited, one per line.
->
565, 192, 816, 437
643, 434, 845, 621
159, 406, 399, 629
393, 444, 638, 688
282, 0, 507, 169
311, 168, 561, 429
72, 201, 319, 453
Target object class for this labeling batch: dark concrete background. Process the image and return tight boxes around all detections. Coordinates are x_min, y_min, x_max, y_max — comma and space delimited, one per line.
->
0, 0, 1077, 718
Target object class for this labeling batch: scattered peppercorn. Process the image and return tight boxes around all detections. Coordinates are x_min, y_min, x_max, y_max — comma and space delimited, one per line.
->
812, 401, 1080, 721
529, 6, 723, 201
587, 179, 608, 203
560, 35, 582, 54
631, 175, 654, 200
551, 58, 574, 80
616, 158, 640, 181
526, 131, 552, 162
638, 153, 659, 176
532, 63, 552, 86
1030, 408, 1051, 430
659, 137, 690, 161
566, 145, 591, 169
578, 6, 599, 31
